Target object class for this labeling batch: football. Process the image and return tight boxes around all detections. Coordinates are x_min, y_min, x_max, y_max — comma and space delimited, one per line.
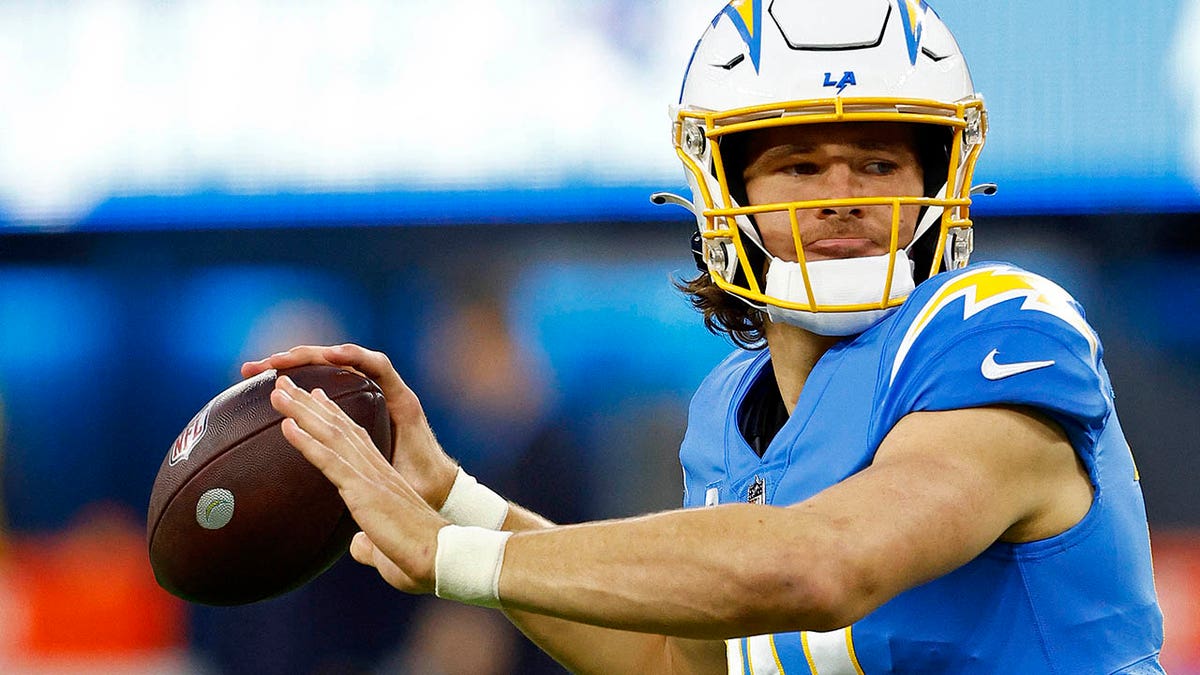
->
147, 365, 391, 605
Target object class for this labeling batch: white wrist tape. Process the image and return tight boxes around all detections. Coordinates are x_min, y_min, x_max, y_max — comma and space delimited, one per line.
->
438, 467, 510, 530
434, 525, 512, 608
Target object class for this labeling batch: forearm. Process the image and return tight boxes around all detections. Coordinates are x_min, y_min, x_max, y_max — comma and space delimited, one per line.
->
498, 504, 725, 675
496, 504, 839, 640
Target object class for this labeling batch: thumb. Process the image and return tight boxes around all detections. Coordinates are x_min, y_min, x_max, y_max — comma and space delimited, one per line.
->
350, 531, 425, 592
350, 530, 379, 567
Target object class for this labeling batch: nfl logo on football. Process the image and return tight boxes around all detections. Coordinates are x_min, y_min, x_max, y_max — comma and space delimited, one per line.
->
169, 403, 211, 466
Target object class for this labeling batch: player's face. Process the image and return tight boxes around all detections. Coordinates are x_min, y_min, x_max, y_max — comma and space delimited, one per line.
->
738, 122, 925, 262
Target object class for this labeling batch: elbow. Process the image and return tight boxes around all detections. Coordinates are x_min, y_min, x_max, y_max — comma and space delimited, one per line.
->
789, 570, 864, 633
804, 571, 875, 632
739, 554, 879, 633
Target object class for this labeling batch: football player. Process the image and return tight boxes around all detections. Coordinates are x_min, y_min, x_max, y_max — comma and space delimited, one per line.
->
247, 1, 1165, 672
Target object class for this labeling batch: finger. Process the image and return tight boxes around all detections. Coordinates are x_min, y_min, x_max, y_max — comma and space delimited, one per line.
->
311, 387, 386, 460
321, 344, 409, 396
351, 531, 422, 592
301, 385, 358, 432
273, 381, 358, 458
310, 386, 349, 416
240, 351, 290, 378
350, 530, 377, 567
277, 408, 381, 497
273, 376, 334, 427
277, 414, 357, 486
241, 345, 342, 379
275, 377, 383, 468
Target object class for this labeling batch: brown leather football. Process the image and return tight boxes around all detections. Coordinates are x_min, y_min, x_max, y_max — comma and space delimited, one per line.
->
147, 365, 391, 605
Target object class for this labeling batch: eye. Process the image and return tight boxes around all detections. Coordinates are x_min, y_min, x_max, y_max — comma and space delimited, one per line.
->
782, 162, 819, 176
863, 161, 899, 176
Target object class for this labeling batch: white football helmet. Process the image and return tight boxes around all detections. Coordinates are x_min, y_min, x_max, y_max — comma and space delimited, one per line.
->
667, 0, 989, 336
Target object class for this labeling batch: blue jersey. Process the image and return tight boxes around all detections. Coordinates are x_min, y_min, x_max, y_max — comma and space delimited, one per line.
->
680, 263, 1164, 674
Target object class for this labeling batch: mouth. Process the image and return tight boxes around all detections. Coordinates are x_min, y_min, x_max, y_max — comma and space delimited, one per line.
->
803, 238, 885, 261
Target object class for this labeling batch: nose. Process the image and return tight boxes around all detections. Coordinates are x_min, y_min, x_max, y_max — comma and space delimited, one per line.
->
816, 204, 865, 220
814, 165, 865, 220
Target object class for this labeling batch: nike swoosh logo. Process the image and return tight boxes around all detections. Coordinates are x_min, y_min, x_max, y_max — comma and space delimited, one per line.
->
981, 349, 1056, 381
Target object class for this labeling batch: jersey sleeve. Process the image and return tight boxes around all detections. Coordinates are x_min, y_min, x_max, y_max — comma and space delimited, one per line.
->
880, 265, 1112, 458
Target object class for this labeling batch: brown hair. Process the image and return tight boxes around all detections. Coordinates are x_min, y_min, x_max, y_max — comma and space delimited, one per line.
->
676, 272, 767, 350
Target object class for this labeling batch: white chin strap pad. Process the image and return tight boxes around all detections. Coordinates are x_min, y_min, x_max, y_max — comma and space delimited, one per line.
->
763, 252, 916, 337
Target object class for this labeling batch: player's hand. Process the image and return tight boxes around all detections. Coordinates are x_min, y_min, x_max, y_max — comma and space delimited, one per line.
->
242, 344, 459, 510
270, 373, 445, 593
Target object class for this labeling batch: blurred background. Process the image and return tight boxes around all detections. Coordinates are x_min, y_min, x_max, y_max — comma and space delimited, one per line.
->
0, 0, 1197, 673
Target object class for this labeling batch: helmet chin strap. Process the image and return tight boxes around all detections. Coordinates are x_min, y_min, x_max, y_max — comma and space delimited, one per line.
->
762, 251, 916, 336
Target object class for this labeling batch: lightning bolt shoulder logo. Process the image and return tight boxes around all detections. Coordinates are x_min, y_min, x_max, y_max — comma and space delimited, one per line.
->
890, 266, 1098, 385
718, 0, 763, 72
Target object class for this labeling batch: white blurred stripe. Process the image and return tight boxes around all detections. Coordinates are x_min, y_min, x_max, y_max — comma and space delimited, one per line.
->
802, 628, 862, 675
726, 638, 745, 674
746, 634, 783, 674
